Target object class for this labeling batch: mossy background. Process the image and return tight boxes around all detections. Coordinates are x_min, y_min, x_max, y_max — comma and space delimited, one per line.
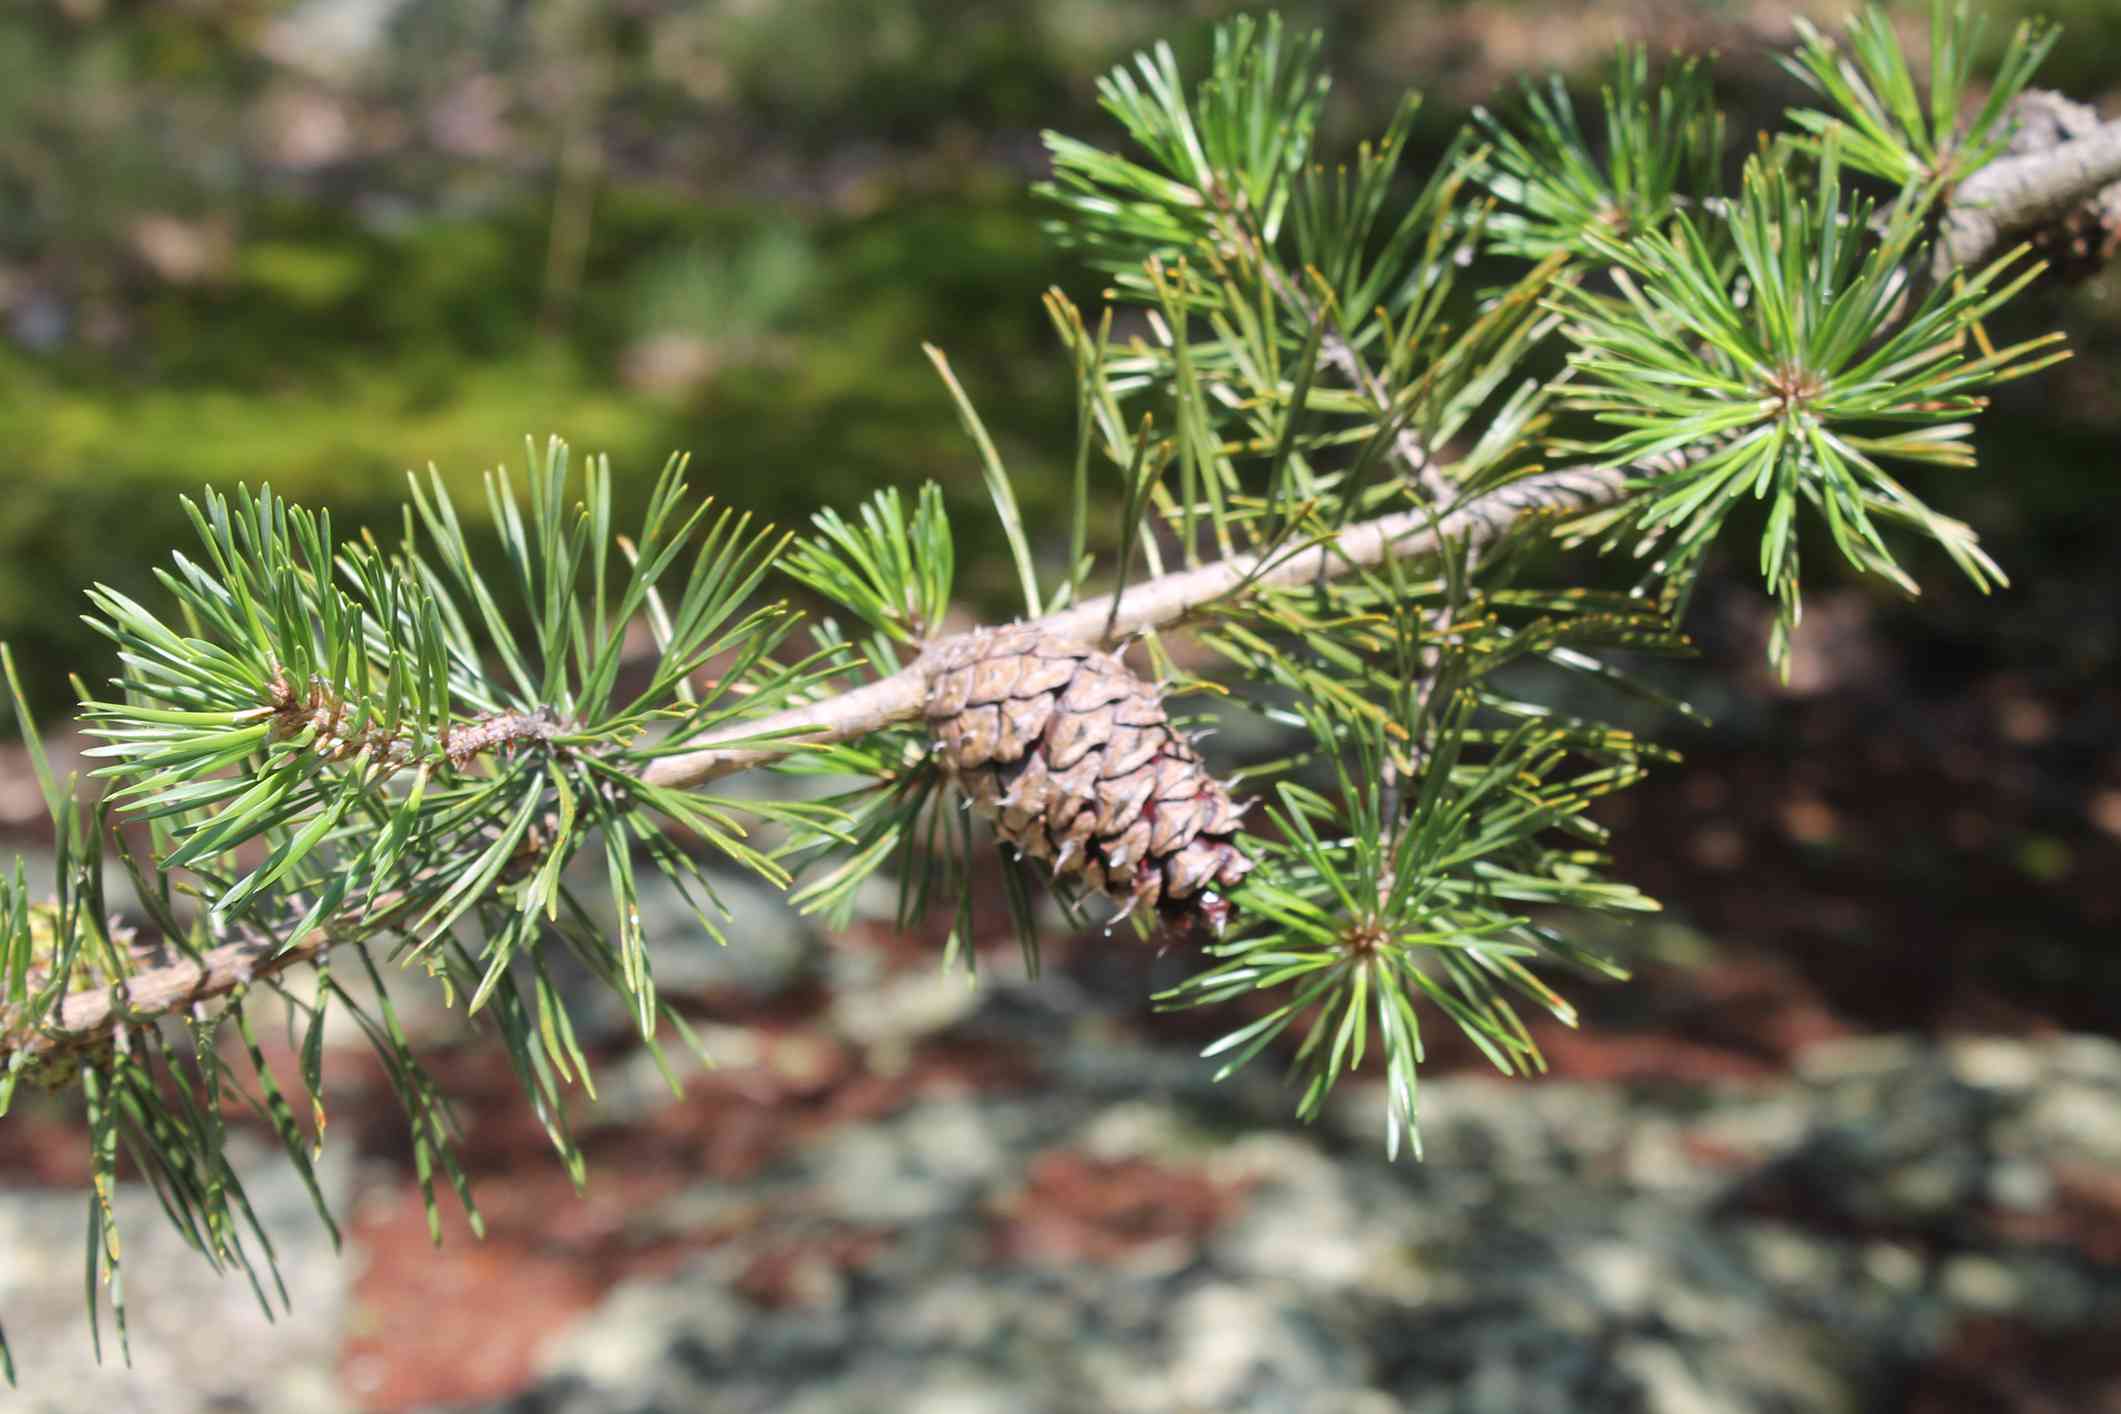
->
2, 0, 2113, 694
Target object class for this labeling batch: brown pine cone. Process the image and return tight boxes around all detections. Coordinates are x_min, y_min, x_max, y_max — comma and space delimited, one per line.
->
923, 625, 1252, 932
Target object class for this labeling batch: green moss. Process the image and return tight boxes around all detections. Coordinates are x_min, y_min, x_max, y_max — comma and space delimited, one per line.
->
238, 241, 373, 308
0, 183, 1078, 711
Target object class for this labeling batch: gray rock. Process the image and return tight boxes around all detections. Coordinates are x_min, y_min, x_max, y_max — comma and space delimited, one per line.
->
0, 1135, 353, 1414
552, 862, 824, 1048
462, 1034, 2121, 1414
634, 867, 821, 998
13, 983, 2120, 1414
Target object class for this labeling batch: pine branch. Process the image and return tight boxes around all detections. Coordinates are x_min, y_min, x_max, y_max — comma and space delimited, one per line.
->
1940, 111, 2121, 271
9, 92, 2117, 1063
0, 471, 1622, 1040
648, 465, 1628, 789
2, 895, 408, 1068
0, 465, 1631, 1061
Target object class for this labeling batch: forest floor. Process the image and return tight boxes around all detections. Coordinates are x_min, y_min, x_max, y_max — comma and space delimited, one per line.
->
2, 628, 2120, 1413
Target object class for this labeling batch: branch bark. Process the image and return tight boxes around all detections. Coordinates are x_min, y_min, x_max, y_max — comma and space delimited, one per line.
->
1938, 113, 2121, 274
643, 465, 1626, 789
3, 898, 407, 1066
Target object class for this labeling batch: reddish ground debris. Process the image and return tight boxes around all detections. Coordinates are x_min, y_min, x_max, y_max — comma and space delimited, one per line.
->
0, 1099, 93, 1186
630, 1027, 1040, 1184
1604, 683, 2121, 1042
340, 1179, 686, 1414
323, 1005, 1039, 1409
1528, 954, 1858, 1082
987, 1149, 1248, 1268
1984, 1159, 2121, 1266
733, 1225, 890, 1310
1906, 1315, 2121, 1414
313, 1036, 705, 1411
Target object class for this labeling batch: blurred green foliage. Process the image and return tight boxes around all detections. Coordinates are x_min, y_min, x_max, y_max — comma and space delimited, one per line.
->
0, 0, 2116, 716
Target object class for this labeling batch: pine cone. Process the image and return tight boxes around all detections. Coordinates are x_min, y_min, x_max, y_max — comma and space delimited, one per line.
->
924, 626, 1252, 931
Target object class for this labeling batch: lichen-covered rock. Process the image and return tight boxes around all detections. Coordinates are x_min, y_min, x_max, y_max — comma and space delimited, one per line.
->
923, 626, 1251, 931
478, 1033, 2121, 1414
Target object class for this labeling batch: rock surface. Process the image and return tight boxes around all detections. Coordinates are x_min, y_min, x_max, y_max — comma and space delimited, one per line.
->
0, 1135, 354, 1413
5, 917, 2121, 1413
437, 1024, 2121, 1414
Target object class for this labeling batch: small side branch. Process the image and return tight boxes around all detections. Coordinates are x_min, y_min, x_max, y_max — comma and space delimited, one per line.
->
1939, 114, 2121, 273
3, 903, 397, 1065
1223, 202, 1457, 510
267, 676, 565, 771
643, 463, 1630, 792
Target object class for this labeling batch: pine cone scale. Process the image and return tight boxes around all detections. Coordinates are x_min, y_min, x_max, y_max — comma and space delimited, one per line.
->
1042, 712, 1100, 770
1092, 768, 1157, 836
1101, 727, 1160, 777
1015, 655, 1082, 698
1148, 798, 1202, 857
1061, 673, 1131, 712
998, 694, 1054, 759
